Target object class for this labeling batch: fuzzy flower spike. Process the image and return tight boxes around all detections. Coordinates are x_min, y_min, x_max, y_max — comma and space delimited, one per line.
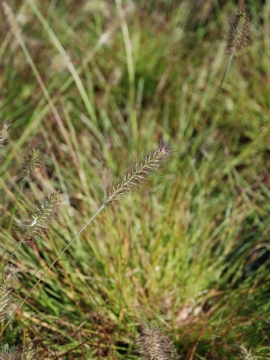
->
219, 0, 252, 90
16, 191, 62, 243
138, 327, 178, 360
106, 142, 171, 204
226, 0, 251, 56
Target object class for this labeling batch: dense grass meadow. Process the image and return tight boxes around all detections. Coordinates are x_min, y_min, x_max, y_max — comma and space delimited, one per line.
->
1, 0, 270, 358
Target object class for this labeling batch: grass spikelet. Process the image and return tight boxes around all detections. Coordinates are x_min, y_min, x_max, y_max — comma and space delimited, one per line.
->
226, 0, 251, 56
0, 345, 20, 360
0, 269, 17, 323
0, 122, 10, 149
16, 191, 62, 243
106, 142, 171, 204
21, 148, 41, 180
239, 344, 257, 360
2, 1, 22, 44
138, 327, 178, 360
218, 0, 252, 90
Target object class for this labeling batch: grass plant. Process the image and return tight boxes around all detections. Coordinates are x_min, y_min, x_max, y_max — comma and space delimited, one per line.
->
0, 0, 270, 359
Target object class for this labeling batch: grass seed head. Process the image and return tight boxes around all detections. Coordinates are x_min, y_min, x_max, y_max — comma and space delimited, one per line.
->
2, 1, 22, 44
226, 0, 252, 55
0, 345, 21, 360
138, 327, 178, 360
16, 191, 62, 243
0, 122, 10, 149
0, 269, 17, 323
21, 148, 41, 180
106, 142, 171, 204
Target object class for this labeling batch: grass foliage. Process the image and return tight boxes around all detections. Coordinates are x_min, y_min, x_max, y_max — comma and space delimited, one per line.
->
1, 0, 270, 358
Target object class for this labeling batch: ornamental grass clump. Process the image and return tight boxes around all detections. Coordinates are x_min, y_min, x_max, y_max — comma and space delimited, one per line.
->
1, 142, 172, 337
51, 142, 171, 257
0, 120, 61, 357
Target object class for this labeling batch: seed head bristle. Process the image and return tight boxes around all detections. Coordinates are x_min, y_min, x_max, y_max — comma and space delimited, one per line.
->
0, 122, 10, 149
2, 1, 22, 44
21, 148, 41, 180
138, 327, 178, 360
0, 345, 21, 360
0, 270, 17, 323
106, 142, 171, 204
16, 191, 62, 243
226, 0, 251, 55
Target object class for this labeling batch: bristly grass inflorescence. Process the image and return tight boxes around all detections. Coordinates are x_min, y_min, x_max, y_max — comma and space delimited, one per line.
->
105, 142, 171, 205
226, 0, 252, 56
0, 345, 21, 360
15, 191, 62, 243
21, 147, 41, 180
137, 327, 178, 360
0, 122, 10, 149
0, 269, 17, 323
2, 1, 22, 44
218, 0, 252, 91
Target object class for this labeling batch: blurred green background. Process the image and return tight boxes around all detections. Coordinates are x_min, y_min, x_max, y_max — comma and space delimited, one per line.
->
1, 0, 270, 359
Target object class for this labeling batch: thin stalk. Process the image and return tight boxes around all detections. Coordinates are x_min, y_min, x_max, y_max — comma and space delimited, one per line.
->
218, 52, 233, 92
116, 0, 137, 142
26, 0, 98, 126
1, 181, 25, 266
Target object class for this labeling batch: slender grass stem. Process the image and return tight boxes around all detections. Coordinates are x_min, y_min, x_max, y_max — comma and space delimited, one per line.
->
218, 52, 233, 92
26, 0, 98, 127
116, 0, 137, 142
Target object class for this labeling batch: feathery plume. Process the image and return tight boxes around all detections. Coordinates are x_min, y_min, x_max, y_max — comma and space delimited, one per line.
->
138, 327, 178, 360
2, 1, 22, 44
106, 142, 171, 204
0, 345, 21, 360
239, 344, 256, 360
16, 191, 61, 243
218, 0, 252, 90
21, 148, 41, 180
0, 122, 10, 149
0, 269, 17, 323
226, 0, 251, 56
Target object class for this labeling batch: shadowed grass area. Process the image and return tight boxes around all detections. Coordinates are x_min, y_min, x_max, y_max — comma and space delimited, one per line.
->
0, 0, 270, 358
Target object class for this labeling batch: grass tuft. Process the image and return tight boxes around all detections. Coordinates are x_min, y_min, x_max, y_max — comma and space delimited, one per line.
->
0, 0, 269, 358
